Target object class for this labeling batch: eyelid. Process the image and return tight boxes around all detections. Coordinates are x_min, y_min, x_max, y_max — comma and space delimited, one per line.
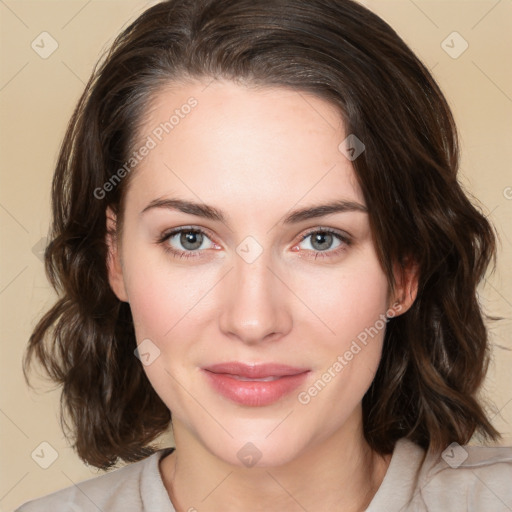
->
157, 225, 221, 259
289, 226, 352, 261
297, 226, 352, 245
157, 225, 352, 260
159, 225, 218, 244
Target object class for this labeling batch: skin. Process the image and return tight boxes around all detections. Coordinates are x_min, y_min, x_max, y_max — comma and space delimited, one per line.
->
107, 79, 417, 512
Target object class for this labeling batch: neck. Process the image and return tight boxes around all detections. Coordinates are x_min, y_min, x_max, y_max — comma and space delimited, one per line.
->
159, 411, 391, 512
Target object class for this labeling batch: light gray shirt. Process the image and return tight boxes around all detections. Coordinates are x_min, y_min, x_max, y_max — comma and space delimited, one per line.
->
15, 438, 512, 511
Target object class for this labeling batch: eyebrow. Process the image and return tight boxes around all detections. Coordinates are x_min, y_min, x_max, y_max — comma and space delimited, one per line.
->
140, 197, 368, 224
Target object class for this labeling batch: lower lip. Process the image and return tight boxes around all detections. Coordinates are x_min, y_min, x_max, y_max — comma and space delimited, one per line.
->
203, 370, 310, 407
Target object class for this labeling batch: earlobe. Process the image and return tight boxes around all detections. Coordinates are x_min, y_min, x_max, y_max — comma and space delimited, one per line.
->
105, 207, 129, 302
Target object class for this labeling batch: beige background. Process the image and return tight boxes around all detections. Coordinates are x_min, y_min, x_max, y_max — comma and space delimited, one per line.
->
1, 0, 511, 510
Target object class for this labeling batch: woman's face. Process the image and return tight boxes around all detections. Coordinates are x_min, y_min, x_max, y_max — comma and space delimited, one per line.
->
108, 80, 405, 467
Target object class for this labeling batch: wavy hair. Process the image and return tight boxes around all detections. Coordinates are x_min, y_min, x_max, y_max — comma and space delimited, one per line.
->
24, 0, 500, 469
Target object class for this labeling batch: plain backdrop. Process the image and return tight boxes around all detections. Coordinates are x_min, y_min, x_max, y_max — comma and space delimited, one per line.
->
1, 1, 511, 510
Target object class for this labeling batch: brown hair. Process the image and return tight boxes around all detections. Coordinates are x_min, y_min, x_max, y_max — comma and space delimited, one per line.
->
24, 0, 500, 469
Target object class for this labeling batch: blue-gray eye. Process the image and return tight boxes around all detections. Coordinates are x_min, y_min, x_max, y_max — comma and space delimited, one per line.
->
300, 231, 342, 252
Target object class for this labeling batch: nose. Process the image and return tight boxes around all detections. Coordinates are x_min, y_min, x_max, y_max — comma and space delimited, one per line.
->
218, 253, 293, 345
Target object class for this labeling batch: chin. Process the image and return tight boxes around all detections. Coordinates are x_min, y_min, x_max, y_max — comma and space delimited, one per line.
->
214, 437, 309, 469
196, 417, 318, 469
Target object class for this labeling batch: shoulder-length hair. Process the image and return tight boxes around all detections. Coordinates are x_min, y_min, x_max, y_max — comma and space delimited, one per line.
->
25, 0, 500, 469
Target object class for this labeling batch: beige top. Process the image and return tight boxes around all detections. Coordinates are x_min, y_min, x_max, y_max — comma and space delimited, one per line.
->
15, 438, 512, 511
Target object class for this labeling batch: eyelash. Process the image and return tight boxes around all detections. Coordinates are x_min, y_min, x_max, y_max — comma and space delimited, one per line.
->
156, 226, 352, 261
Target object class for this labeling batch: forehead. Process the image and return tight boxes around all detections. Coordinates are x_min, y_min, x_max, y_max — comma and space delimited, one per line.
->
125, 79, 364, 218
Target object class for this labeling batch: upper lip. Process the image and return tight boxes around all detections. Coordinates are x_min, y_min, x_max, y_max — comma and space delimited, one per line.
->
203, 362, 310, 378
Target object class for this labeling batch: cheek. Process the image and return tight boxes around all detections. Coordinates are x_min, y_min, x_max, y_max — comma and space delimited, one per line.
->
292, 256, 390, 429
122, 243, 218, 340
121, 246, 218, 415
291, 250, 390, 350
123, 235, 390, 356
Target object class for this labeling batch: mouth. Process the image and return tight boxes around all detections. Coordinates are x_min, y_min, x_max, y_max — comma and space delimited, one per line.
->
227, 375, 281, 382
202, 362, 310, 407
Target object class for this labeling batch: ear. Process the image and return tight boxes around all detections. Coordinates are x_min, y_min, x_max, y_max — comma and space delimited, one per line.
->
388, 257, 419, 316
105, 207, 129, 302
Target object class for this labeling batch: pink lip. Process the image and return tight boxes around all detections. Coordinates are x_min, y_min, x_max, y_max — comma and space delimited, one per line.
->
202, 362, 310, 407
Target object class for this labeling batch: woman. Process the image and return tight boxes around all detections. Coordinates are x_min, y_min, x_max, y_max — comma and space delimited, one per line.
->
18, 0, 512, 510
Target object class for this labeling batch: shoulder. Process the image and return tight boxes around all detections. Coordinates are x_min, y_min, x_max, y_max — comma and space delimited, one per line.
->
15, 448, 175, 512
413, 441, 512, 511
367, 438, 512, 512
